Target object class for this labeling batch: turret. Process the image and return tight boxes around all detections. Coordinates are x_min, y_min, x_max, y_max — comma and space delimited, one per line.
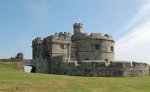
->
73, 23, 83, 35
16, 52, 24, 62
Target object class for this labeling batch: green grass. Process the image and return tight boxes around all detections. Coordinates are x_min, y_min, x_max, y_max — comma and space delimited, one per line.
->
0, 61, 23, 71
0, 64, 150, 92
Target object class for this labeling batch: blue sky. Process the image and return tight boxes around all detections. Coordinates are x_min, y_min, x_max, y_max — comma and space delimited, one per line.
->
0, 0, 150, 63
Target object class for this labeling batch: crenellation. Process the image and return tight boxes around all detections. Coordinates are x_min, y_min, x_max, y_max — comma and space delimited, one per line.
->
73, 33, 114, 41
90, 33, 102, 37
32, 37, 43, 45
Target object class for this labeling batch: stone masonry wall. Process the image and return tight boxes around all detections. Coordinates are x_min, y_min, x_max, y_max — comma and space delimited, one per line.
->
52, 61, 149, 77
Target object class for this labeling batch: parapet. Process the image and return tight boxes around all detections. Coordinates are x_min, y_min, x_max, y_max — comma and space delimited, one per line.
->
89, 33, 113, 40
90, 33, 102, 37
111, 61, 149, 69
50, 32, 71, 44
54, 32, 71, 38
59, 60, 149, 77
73, 32, 114, 41
78, 60, 149, 69
73, 23, 83, 29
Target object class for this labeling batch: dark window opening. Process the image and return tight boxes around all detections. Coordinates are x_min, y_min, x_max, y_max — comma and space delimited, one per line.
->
85, 58, 89, 60
66, 59, 68, 61
111, 46, 114, 52
105, 59, 108, 63
60, 44, 65, 49
46, 54, 49, 59
95, 44, 99, 50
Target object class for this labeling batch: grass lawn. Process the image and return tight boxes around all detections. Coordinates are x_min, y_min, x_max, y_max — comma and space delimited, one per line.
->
0, 64, 150, 92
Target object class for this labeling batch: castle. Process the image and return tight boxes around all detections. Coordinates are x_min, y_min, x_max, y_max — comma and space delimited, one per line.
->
32, 23, 149, 77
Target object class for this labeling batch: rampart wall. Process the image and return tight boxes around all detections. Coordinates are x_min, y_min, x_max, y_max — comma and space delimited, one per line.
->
52, 60, 149, 77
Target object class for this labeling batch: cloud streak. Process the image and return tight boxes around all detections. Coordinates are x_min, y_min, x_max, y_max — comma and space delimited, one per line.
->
118, 0, 150, 35
116, 1, 150, 63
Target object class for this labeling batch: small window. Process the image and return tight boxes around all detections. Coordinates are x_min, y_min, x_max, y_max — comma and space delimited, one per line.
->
105, 59, 109, 66
46, 54, 49, 59
60, 44, 65, 49
66, 59, 68, 61
95, 44, 99, 50
105, 59, 108, 63
85, 58, 89, 60
111, 46, 114, 52
43, 57, 45, 60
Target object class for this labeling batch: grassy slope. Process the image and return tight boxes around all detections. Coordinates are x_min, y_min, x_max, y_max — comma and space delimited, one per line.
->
0, 64, 150, 92
0, 61, 23, 71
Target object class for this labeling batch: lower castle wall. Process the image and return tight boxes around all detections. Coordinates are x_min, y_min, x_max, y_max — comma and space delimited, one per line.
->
36, 59, 49, 73
51, 61, 149, 77
122, 62, 149, 77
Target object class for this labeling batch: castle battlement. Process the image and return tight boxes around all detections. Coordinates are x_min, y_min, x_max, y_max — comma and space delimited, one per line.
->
78, 33, 114, 41
32, 37, 43, 45
73, 23, 83, 29
54, 32, 71, 38
46, 35, 71, 44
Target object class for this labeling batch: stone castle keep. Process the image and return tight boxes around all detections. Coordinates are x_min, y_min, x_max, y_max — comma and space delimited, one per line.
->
32, 23, 149, 77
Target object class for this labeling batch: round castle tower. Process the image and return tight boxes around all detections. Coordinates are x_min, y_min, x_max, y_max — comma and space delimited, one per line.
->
72, 23, 115, 64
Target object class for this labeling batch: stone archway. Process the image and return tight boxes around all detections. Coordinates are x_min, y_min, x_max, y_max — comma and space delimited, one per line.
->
30, 65, 36, 73
24, 65, 36, 73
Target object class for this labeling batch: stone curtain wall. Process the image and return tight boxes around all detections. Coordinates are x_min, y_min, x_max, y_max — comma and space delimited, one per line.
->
52, 61, 149, 77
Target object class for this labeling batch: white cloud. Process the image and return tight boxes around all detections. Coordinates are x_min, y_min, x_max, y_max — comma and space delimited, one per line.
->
116, 1, 150, 64
118, 0, 150, 35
